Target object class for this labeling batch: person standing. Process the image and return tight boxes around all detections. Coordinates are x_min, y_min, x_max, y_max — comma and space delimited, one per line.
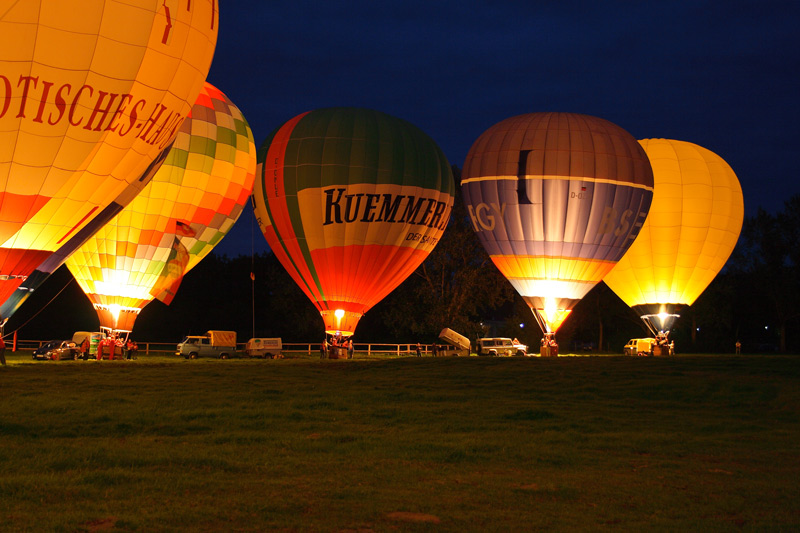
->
347, 339, 354, 359
81, 337, 90, 360
416, 342, 421, 357
0, 335, 6, 366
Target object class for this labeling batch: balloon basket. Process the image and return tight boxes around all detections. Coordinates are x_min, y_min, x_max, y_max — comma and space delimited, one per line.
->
327, 346, 351, 359
540, 344, 559, 357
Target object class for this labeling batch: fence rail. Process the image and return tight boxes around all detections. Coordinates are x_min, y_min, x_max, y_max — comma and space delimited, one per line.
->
11, 339, 460, 356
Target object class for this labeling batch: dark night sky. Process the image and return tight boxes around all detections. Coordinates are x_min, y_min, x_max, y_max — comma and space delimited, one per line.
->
206, 1, 800, 258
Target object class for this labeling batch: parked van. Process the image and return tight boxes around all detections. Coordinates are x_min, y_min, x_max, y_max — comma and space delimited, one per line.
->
624, 338, 655, 356
245, 338, 282, 358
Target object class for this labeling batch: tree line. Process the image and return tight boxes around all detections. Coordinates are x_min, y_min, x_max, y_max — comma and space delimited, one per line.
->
11, 170, 799, 354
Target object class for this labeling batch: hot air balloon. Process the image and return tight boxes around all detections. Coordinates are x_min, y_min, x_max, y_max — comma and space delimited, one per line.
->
65, 83, 256, 334
0, 0, 218, 324
461, 112, 654, 355
602, 138, 744, 354
252, 107, 454, 344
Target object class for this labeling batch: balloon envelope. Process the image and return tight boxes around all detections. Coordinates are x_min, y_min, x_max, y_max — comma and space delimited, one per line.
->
65, 83, 256, 332
252, 107, 454, 336
461, 112, 654, 334
0, 0, 218, 321
602, 138, 744, 332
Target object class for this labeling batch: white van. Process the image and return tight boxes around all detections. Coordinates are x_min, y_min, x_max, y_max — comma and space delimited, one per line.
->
245, 338, 282, 358
624, 338, 655, 356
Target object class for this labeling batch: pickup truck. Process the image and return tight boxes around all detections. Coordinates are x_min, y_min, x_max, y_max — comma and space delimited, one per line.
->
177, 330, 237, 359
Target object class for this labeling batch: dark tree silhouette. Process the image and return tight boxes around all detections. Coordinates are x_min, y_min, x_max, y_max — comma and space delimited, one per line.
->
727, 196, 800, 352
9, 191, 799, 354
373, 167, 516, 342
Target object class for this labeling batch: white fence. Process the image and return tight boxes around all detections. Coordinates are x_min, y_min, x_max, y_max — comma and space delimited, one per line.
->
15, 339, 462, 357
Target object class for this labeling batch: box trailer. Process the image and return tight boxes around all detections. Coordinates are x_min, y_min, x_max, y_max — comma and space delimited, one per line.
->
245, 338, 282, 358
438, 328, 471, 356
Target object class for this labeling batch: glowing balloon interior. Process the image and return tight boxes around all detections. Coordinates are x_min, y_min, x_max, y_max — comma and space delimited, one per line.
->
65, 83, 256, 333
252, 107, 454, 336
603, 138, 745, 337
461, 112, 654, 337
0, 0, 219, 322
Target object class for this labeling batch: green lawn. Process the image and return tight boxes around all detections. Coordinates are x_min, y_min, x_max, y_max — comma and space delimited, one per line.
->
1, 352, 798, 531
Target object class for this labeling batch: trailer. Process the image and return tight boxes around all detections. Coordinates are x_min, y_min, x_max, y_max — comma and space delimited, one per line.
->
245, 338, 282, 358
438, 328, 471, 356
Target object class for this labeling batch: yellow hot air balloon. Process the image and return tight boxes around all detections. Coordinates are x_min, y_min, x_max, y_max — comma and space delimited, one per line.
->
65, 83, 256, 333
462, 112, 654, 353
0, 0, 218, 322
603, 138, 744, 351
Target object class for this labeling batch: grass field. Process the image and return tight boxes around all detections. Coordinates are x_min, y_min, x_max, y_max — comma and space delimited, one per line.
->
1, 351, 799, 532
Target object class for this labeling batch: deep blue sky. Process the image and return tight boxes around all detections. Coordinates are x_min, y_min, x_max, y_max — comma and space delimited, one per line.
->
207, 1, 800, 257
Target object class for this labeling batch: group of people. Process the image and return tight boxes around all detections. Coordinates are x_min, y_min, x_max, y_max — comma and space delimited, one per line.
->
86, 335, 138, 360
540, 333, 559, 356
321, 333, 353, 359
417, 343, 450, 356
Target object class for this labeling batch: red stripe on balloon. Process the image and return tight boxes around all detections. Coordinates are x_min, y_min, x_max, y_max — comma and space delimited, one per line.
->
0, 192, 52, 243
0, 248, 52, 303
56, 206, 99, 245
262, 112, 325, 303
